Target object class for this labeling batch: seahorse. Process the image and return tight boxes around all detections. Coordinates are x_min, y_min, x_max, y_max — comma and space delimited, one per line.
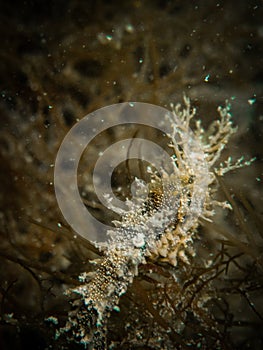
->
58, 97, 249, 349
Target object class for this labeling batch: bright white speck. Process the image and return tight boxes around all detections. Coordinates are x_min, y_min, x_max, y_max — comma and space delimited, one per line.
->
105, 34, 112, 41
113, 305, 120, 312
204, 74, 210, 82
125, 24, 134, 33
248, 98, 256, 105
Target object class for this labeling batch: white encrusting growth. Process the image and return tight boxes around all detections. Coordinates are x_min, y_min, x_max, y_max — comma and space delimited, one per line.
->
59, 97, 253, 349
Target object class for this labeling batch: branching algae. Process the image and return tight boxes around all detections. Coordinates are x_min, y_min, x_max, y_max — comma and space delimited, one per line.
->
57, 97, 253, 349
